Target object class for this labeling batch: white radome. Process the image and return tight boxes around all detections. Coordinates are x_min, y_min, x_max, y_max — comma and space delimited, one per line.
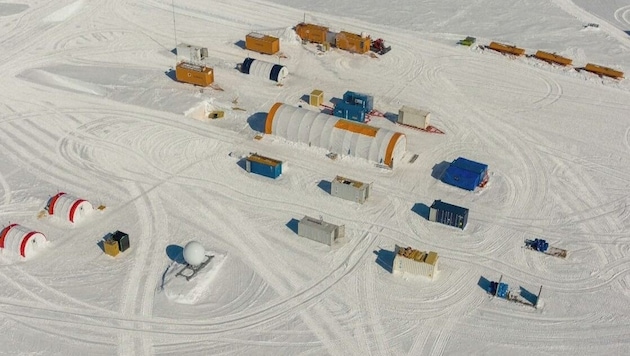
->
183, 241, 206, 266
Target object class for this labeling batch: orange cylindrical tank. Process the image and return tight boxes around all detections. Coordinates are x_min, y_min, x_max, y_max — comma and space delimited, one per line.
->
534, 51, 573, 66
335, 31, 370, 54
487, 41, 525, 56
245, 32, 280, 55
584, 63, 624, 79
295, 23, 329, 44
175, 62, 214, 87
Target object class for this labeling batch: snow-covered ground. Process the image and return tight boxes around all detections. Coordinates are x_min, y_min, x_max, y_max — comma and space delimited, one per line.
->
1, 0, 630, 355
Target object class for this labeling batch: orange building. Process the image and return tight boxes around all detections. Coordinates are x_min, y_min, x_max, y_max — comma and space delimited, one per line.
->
245, 32, 280, 55
533, 51, 573, 66
295, 23, 329, 44
487, 41, 526, 56
335, 31, 370, 54
175, 62, 214, 87
584, 63, 624, 79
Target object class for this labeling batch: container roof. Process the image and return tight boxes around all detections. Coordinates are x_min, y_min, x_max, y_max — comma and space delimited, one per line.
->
247, 153, 282, 166
451, 157, 488, 174
430, 200, 469, 215
300, 216, 339, 233
334, 175, 365, 188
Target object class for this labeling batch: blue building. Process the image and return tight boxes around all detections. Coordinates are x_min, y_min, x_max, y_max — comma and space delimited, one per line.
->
342, 91, 374, 112
332, 91, 374, 123
428, 199, 469, 230
245, 153, 282, 179
441, 157, 488, 191
333, 101, 367, 122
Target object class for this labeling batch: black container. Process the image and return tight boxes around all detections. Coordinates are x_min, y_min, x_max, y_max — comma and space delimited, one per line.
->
112, 230, 130, 252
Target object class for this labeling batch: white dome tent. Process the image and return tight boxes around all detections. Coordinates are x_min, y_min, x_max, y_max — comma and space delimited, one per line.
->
0, 224, 47, 259
265, 103, 406, 168
46, 192, 93, 224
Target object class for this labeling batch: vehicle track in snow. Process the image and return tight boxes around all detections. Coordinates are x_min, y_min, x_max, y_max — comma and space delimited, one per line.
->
614, 5, 630, 27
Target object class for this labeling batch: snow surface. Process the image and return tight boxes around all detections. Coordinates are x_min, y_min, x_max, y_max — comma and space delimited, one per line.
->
1, 0, 630, 355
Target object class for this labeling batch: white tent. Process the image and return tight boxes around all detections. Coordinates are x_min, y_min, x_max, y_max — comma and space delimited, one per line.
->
265, 103, 406, 168
241, 58, 289, 83
46, 192, 93, 224
0, 224, 47, 259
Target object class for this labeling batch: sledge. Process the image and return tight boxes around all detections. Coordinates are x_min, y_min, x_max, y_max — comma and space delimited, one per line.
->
487, 275, 542, 309
396, 122, 445, 134
524, 238, 567, 258
176, 255, 214, 281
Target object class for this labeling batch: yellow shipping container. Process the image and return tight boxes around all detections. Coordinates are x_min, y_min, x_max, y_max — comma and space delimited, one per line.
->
309, 89, 323, 106
295, 23, 329, 44
584, 63, 624, 79
534, 51, 573, 66
175, 62, 214, 87
245, 32, 280, 55
335, 31, 370, 54
487, 41, 526, 56
104, 239, 120, 257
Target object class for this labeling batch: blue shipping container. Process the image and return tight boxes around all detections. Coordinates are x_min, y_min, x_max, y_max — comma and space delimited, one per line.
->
333, 101, 367, 122
342, 91, 374, 112
245, 154, 282, 179
441, 157, 488, 191
428, 199, 469, 229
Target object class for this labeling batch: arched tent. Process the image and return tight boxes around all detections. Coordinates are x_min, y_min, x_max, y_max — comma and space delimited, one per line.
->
0, 224, 47, 259
265, 103, 406, 168
46, 192, 93, 224
241, 58, 289, 83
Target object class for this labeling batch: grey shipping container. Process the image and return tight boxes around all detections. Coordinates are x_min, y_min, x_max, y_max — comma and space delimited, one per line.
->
297, 216, 345, 246
428, 200, 469, 229
331, 175, 371, 204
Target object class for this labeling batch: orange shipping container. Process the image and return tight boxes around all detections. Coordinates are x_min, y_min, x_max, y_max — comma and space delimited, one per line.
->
175, 62, 214, 87
584, 63, 624, 79
335, 31, 370, 54
295, 23, 329, 44
245, 32, 280, 55
487, 41, 526, 56
534, 51, 573, 66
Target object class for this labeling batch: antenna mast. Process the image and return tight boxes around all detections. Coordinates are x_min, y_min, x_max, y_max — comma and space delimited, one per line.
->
172, 0, 179, 63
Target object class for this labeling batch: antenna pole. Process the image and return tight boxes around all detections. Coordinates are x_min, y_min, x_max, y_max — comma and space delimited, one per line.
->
172, 0, 179, 62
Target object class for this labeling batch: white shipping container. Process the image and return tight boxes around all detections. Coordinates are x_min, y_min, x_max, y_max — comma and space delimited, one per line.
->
398, 106, 431, 129
392, 245, 438, 280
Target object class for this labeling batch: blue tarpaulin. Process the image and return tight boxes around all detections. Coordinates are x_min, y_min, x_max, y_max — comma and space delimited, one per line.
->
441, 157, 488, 191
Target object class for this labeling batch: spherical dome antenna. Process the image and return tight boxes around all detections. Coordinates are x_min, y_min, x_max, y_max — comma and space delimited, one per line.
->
183, 241, 205, 266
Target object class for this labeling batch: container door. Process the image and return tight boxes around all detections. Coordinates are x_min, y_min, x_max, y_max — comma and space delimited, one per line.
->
428, 207, 437, 222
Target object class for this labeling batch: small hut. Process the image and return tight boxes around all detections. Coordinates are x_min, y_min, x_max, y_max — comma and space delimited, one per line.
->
331, 175, 371, 204
297, 216, 345, 246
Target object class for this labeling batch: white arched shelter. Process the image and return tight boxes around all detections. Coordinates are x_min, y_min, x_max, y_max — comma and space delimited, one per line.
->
47, 192, 93, 224
0, 224, 47, 259
265, 103, 406, 168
